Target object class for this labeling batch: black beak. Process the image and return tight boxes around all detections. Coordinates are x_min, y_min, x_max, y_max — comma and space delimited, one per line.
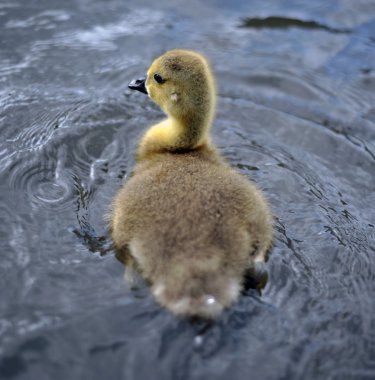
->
128, 77, 148, 94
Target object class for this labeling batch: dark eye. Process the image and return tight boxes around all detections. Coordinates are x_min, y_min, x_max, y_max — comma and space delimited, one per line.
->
154, 73, 165, 84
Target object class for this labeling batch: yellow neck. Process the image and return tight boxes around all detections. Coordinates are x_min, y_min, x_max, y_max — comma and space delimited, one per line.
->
137, 114, 211, 159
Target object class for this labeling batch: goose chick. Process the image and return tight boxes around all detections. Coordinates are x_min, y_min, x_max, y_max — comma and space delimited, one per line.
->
111, 49, 273, 319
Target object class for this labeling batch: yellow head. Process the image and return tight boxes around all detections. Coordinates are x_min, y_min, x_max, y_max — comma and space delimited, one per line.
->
146, 50, 216, 123
129, 50, 216, 151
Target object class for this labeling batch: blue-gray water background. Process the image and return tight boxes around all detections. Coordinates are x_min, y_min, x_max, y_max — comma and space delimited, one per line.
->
0, 0, 375, 379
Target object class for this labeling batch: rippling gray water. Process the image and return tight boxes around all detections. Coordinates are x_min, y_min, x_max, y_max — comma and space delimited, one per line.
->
1, 0, 374, 379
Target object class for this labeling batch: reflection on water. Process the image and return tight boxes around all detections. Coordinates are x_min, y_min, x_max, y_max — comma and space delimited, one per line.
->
0, 0, 374, 379
240, 16, 351, 34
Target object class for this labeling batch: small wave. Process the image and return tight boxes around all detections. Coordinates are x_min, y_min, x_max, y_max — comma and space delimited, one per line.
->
5, 10, 70, 30
55, 9, 164, 51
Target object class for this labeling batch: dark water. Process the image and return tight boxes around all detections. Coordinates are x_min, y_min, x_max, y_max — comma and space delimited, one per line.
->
1, 0, 375, 379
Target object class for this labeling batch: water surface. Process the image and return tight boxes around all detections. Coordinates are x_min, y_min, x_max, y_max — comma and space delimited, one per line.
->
0, 0, 375, 379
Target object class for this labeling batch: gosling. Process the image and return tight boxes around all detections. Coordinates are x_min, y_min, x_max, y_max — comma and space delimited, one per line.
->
111, 49, 273, 319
